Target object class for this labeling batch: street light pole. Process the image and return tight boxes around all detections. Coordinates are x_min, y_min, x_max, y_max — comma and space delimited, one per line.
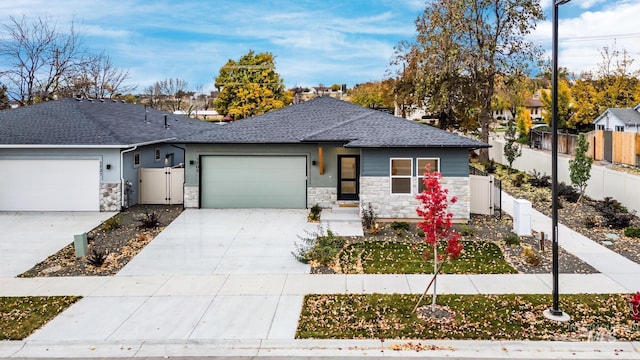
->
544, 0, 571, 322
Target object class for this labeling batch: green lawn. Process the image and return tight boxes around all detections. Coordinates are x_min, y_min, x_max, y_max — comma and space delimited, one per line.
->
340, 241, 517, 274
297, 293, 640, 341
0, 296, 80, 340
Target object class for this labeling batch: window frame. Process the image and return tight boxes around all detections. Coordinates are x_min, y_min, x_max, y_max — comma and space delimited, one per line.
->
416, 158, 441, 193
390, 158, 413, 195
133, 152, 141, 168
154, 148, 161, 162
596, 124, 605, 131
615, 125, 625, 132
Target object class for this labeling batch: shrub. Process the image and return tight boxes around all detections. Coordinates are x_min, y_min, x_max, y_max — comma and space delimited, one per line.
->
458, 224, 475, 236
101, 216, 120, 231
361, 203, 377, 230
308, 204, 322, 222
138, 211, 161, 229
522, 247, 541, 266
292, 227, 345, 266
512, 173, 525, 187
584, 216, 598, 229
86, 248, 107, 267
558, 182, 580, 203
390, 221, 411, 232
504, 232, 520, 246
528, 169, 551, 188
595, 197, 635, 229
624, 227, 640, 238
484, 159, 496, 174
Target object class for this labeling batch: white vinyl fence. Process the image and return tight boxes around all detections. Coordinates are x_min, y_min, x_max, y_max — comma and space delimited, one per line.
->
138, 167, 184, 205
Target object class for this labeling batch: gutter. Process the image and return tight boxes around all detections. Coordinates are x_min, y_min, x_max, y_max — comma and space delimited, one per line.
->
0, 138, 177, 149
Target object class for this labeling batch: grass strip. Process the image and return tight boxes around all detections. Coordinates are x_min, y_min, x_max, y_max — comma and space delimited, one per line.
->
0, 296, 80, 340
342, 241, 517, 274
297, 293, 640, 341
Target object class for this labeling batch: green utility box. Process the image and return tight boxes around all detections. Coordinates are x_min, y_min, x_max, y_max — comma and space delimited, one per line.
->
74, 233, 88, 258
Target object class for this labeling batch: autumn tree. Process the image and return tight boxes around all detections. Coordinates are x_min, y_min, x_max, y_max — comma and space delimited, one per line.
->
414, 166, 463, 313
66, 52, 135, 99
569, 133, 592, 212
214, 50, 290, 120
349, 80, 394, 110
394, 0, 543, 161
541, 80, 573, 129
515, 108, 533, 137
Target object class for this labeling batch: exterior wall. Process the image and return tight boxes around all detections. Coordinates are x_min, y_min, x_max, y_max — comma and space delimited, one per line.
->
361, 148, 470, 177
360, 176, 470, 220
100, 183, 121, 211
184, 186, 199, 208
307, 187, 337, 209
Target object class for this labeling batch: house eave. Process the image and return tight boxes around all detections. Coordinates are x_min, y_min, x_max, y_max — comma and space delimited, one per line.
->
0, 139, 175, 149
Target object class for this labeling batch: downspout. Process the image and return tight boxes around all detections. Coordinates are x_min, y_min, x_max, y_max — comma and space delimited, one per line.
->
120, 146, 138, 210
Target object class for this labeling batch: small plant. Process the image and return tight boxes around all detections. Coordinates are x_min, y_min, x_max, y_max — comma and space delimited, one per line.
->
624, 226, 640, 238
308, 204, 322, 222
504, 232, 520, 246
458, 224, 475, 237
361, 203, 377, 230
512, 173, 525, 187
484, 159, 496, 174
86, 248, 107, 267
596, 197, 635, 229
101, 216, 120, 231
528, 169, 551, 188
522, 247, 541, 266
558, 182, 580, 203
584, 216, 599, 229
292, 226, 345, 266
390, 221, 411, 232
138, 211, 161, 229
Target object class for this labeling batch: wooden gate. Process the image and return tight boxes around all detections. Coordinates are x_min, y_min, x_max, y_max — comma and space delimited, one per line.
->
139, 167, 184, 205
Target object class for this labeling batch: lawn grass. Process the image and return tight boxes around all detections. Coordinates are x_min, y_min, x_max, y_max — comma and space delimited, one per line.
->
0, 296, 80, 340
297, 293, 640, 341
341, 241, 517, 274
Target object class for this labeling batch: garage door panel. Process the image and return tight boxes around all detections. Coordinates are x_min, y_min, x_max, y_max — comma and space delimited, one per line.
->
201, 156, 306, 209
0, 159, 100, 211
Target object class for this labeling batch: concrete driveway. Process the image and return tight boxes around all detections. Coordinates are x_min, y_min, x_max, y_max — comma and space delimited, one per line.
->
0, 212, 115, 277
118, 208, 318, 276
28, 209, 319, 342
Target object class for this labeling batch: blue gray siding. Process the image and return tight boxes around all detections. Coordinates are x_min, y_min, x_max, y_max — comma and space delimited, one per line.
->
361, 148, 470, 177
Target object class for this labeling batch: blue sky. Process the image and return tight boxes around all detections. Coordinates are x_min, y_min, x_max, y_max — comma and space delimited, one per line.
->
1, 0, 638, 95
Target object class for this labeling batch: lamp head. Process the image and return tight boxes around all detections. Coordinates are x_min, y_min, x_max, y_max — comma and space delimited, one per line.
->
555, 0, 571, 5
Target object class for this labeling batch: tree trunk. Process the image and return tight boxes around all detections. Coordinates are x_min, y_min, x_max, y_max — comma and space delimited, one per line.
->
432, 244, 438, 311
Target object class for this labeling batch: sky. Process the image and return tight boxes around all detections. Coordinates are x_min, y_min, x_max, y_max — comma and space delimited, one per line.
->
1, 0, 639, 95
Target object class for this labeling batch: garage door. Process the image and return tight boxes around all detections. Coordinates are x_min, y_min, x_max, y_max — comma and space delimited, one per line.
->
201, 156, 307, 208
0, 159, 100, 211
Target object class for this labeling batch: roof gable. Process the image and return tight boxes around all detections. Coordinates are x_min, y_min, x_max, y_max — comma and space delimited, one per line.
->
594, 108, 640, 126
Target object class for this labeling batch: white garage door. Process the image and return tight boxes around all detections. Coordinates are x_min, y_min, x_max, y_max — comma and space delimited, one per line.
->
0, 159, 101, 211
201, 156, 307, 208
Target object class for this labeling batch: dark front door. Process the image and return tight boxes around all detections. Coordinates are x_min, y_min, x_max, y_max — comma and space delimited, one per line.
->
338, 155, 359, 200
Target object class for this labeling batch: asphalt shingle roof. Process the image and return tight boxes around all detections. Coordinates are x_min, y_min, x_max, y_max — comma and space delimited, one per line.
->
607, 108, 640, 125
0, 98, 217, 146
184, 96, 489, 148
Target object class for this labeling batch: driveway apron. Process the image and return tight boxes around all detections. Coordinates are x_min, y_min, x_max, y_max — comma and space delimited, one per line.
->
28, 209, 319, 342
0, 212, 115, 277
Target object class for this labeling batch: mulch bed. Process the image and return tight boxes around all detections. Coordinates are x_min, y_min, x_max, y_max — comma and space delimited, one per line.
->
19, 204, 183, 277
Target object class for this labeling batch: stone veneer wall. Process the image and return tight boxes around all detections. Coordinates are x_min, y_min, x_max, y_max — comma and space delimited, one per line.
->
100, 183, 121, 211
184, 186, 199, 208
359, 176, 470, 220
307, 187, 337, 209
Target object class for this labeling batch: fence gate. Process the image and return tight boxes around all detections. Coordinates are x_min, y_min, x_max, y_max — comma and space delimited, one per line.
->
470, 174, 495, 215
139, 167, 184, 205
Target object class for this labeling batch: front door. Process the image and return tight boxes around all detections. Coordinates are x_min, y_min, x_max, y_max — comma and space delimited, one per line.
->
337, 155, 359, 200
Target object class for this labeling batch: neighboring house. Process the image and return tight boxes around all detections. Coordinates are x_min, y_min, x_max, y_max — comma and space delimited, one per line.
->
593, 105, 640, 133
525, 97, 544, 122
178, 96, 489, 220
0, 98, 216, 212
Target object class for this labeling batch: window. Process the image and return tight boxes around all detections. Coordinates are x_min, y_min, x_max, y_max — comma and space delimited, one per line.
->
615, 125, 625, 132
155, 148, 161, 162
417, 158, 440, 193
596, 124, 605, 130
390, 158, 412, 194
133, 152, 141, 167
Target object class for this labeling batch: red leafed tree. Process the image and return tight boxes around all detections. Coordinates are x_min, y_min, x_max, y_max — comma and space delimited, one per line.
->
414, 165, 463, 312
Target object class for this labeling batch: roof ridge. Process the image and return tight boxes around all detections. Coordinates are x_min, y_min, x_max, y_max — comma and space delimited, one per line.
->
301, 111, 371, 141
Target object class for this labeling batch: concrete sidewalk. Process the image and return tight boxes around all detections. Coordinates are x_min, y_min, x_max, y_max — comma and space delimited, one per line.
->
501, 191, 640, 292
